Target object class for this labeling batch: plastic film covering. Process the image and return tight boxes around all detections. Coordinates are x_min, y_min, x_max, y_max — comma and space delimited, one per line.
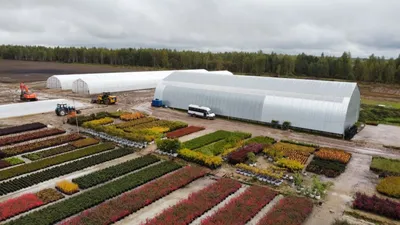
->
46, 69, 210, 91
155, 72, 360, 135
0, 99, 88, 119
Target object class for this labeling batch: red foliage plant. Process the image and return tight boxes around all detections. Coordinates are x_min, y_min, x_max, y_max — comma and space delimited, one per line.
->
0, 193, 44, 221
353, 192, 400, 220
201, 185, 277, 225
256, 196, 313, 225
166, 126, 205, 139
0, 160, 11, 169
228, 143, 264, 164
0, 122, 46, 136
60, 166, 209, 225
143, 178, 241, 225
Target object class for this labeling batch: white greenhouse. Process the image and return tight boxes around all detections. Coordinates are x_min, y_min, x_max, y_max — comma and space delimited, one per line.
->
46, 69, 209, 91
154, 72, 361, 135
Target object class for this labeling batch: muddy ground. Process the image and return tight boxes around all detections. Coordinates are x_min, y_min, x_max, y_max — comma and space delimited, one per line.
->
0, 60, 153, 83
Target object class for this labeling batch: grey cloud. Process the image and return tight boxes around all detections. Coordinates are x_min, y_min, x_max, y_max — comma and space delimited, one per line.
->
0, 0, 399, 57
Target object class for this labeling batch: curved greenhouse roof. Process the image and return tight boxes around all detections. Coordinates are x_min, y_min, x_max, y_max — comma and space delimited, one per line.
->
46, 69, 209, 91
154, 72, 360, 135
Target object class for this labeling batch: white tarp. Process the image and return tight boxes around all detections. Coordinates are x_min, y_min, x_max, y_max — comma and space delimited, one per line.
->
0, 99, 88, 119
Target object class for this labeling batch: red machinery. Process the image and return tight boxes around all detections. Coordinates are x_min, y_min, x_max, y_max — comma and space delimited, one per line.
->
20, 83, 38, 101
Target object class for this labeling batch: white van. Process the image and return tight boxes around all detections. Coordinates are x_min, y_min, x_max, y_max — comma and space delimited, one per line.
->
188, 104, 215, 119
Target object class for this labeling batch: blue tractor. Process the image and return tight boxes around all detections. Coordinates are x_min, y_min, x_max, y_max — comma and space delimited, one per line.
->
55, 104, 81, 116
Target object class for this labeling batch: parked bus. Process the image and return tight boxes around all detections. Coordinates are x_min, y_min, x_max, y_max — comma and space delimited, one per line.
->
188, 104, 215, 119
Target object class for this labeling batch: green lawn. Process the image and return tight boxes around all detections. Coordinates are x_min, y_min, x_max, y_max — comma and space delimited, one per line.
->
361, 99, 400, 109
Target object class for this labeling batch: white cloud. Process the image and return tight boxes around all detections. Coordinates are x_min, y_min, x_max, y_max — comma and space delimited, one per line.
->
0, 0, 399, 57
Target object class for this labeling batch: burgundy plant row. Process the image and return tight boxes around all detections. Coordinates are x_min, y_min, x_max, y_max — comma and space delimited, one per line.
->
0, 122, 46, 136
201, 185, 278, 225
353, 192, 400, 220
143, 178, 242, 225
256, 196, 313, 225
60, 166, 210, 225
0, 128, 65, 147
166, 126, 205, 139
228, 143, 264, 164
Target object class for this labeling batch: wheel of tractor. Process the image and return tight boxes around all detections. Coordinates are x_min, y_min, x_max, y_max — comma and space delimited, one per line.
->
59, 110, 66, 116
104, 99, 110, 105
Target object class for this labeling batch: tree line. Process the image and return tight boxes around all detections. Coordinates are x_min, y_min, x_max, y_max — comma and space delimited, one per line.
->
1, 45, 400, 84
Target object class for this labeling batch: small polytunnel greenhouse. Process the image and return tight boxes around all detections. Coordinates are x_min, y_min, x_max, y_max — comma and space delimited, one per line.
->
70, 69, 228, 95
46, 69, 234, 94
154, 71, 361, 136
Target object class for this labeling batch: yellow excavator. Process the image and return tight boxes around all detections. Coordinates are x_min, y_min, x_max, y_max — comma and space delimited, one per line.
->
91, 92, 117, 105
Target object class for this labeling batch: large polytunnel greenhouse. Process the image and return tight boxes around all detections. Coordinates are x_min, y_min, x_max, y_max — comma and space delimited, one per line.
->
46, 69, 209, 91
154, 72, 361, 135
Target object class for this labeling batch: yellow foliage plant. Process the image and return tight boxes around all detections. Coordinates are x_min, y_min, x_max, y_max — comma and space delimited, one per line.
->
178, 148, 222, 169
236, 163, 283, 179
276, 158, 304, 171
56, 180, 80, 195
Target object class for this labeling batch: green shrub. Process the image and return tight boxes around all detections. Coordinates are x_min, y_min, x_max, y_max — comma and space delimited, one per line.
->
376, 176, 400, 198
182, 130, 233, 150
22, 145, 76, 161
282, 121, 291, 130
245, 136, 275, 146
4, 161, 181, 225
195, 131, 250, 156
370, 157, 400, 176
0, 147, 133, 196
73, 155, 160, 189
280, 139, 319, 148
4, 157, 24, 165
156, 139, 181, 153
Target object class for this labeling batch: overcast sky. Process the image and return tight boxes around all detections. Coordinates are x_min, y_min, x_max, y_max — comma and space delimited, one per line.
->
1, 0, 399, 58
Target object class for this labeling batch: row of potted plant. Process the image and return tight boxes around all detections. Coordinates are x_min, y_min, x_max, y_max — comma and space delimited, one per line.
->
72, 155, 160, 189
256, 196, 313, 225
4, 161, 184, 225
70, 137, 99, 148
143, 178, 241, 225
22, 145, 76, 161
0, 142, 115, 181
0, 128, 65, 147
201, 185, 278, 225
0, 133, 82, 158
306, 158, 346, 178
227, 143, 264, 164
0, 147, 133, 196
62, 165, 209, 225
0, 188, 65, 222
182, 130, 233, 150
352, 192, 400, 220
0, 122, 46, 136
166, 126, 205, 138
314, 148, 351, 164
178, 148, 223, 169
120, 112, 145, 121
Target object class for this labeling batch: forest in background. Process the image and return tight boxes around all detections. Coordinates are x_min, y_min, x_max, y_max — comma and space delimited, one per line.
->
1, 45, 400, 84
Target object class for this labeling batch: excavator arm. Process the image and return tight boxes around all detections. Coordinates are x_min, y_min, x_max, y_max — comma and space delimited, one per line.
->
20, 83, 37, 101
